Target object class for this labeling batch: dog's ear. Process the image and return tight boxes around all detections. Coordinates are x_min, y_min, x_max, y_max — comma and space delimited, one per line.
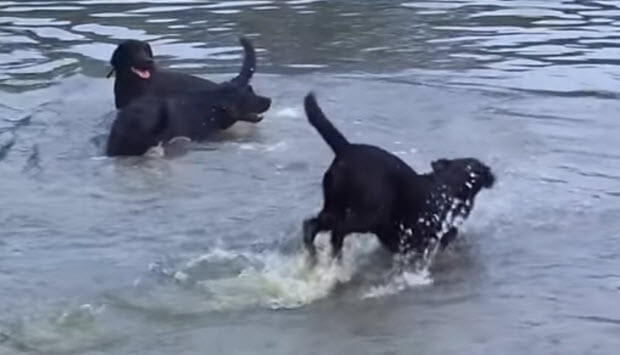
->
109, 45, 123, 70
231, 37, 255, 86
144, 42, 153, 59
481, 166, 496, 188
107, 45, 124, 78
431, 159, 450, 172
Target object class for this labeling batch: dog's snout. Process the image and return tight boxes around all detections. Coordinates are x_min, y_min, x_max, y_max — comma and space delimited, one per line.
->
483, 169, 495, 188
132, 54, 154, 69
140, 57, 154, 68
261, 97, 271, 111
255, 96, 271, 113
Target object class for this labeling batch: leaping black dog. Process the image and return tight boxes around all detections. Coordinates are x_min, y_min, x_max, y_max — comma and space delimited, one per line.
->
105, 38, 271, 157
302, 93, 494, 259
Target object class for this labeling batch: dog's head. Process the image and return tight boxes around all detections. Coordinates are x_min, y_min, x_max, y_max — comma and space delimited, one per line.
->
107, 39, 155, 80
106, 98, 168, 157
431, 157, 495, 200
213, 82, 271, 124
215, 37, 271, 123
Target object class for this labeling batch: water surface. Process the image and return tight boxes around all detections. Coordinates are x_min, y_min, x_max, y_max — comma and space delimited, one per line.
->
1, 1, 620, 354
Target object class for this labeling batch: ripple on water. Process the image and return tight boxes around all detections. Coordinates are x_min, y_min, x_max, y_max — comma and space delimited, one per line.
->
72, 24, 159, 41
0, 0, 619, 354
130, 5, 195, 14
200, 1, 274, 9
5, 26, 85, 41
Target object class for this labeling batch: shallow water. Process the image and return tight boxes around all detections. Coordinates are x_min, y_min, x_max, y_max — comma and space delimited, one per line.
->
1, 0, 620, 354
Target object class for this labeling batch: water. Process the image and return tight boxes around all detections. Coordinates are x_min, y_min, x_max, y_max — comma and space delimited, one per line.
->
1, 0, 619, 354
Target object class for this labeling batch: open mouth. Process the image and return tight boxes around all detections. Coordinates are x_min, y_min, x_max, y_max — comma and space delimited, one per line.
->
244, 113, 264, 122
131, 66, 151, 79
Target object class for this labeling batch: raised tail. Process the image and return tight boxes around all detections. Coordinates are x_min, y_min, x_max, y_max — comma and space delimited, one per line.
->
231, 36, 255, 86
304, 93, 349, 154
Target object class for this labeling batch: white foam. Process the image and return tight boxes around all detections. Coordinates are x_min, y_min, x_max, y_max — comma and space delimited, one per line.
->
167, 233, 434, 311
362, 269, 432, 299
275, 107, 302, 118
161, 234, 370, 310
238, 141, 288, 152
188, 236, 357, 309
144, 142, 164, 158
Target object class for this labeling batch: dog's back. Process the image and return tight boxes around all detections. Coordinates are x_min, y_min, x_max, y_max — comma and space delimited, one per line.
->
149, 70, 217, 96
114, 70, 217, 109
304, 93, 417, 192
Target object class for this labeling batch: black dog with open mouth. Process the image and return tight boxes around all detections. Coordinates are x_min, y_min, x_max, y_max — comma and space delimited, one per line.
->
302, 93, 494, 259
107, 37, 260, 109
105, 39, 271, 157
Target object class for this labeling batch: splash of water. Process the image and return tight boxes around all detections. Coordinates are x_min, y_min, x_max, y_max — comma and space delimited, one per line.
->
172, 233, 376, 310
361, 269, 432, 299
0, 303, 113, 355
150, 233, 435, 312
0, 235, 439, 354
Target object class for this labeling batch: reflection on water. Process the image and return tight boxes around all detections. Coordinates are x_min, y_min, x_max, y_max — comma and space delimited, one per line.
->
2, 0, 620, 90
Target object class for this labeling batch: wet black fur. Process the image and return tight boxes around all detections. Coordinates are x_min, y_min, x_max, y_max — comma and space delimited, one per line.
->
108, 37, 264, 110
106, 85, 270, 157
106, 37, 271, 156
302, 93, 495, 259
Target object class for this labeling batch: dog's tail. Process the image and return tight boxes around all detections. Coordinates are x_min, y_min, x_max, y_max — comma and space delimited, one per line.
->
231, 37, 255, 86
304, 93, 349, 155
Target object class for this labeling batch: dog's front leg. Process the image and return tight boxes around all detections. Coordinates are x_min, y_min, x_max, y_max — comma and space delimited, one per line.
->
302, 217, 320, 258
330, 229, 346, 259
439, 227, 458, 250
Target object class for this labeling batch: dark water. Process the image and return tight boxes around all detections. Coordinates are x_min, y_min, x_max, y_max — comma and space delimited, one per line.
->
1, 0, 620, 354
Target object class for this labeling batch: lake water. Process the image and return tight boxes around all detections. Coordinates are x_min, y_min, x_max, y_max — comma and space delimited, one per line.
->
1, 0, 619, 354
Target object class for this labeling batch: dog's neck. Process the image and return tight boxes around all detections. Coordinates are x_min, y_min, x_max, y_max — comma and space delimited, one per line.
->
114, 72, 150, 108
203, 104, 235, 129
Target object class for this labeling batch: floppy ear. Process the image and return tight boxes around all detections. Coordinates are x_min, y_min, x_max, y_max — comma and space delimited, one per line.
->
231, 37, 255, 86
145, 43, 154, 59
480, 165, 496, 188
107, 46, 123, 78
110, 46, 122, 69
431, 159, 450, 172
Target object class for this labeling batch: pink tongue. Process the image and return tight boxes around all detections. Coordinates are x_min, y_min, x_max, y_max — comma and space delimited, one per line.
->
131, 67, 151, 79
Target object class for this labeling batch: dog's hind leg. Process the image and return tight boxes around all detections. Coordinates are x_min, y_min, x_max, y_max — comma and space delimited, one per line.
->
303, 217, 320, 257
302, 210, 334, 258
329, 212, 386, 258
302, 209, 341, 257
330, 229, 346, 259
